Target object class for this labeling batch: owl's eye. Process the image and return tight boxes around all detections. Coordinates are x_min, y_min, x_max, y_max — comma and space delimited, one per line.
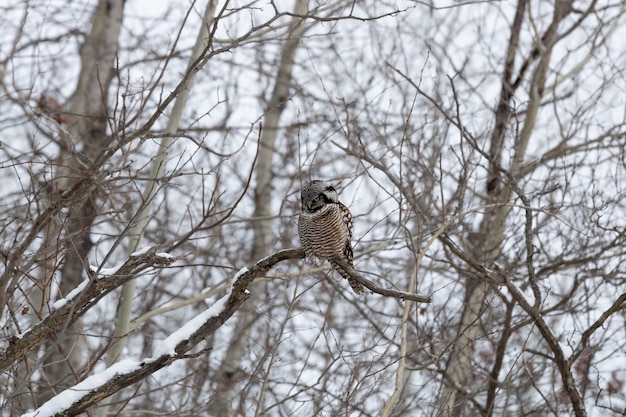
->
313, 196, 320, 202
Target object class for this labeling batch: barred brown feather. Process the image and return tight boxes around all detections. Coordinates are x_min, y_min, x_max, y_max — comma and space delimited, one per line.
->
298, 181, 364, 294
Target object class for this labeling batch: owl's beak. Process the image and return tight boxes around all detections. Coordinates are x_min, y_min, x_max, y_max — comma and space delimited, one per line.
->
307, 201, 312, 210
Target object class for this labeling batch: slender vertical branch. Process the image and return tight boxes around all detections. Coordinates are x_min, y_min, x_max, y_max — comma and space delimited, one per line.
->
104, 0, 220, 369
210, 2, 311, 415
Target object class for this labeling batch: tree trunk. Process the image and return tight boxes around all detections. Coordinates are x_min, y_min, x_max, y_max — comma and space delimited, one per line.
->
437, 1, 575, 415
95, 1, 219, 416
209, 1, 310, 415
19, 0, 125, 410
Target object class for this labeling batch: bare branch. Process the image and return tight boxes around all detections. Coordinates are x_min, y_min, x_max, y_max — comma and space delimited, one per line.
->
332, 258, 431, 303
19, 248, 305, 417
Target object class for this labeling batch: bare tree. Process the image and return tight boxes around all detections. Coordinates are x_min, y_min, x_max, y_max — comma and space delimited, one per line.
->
1, 1, 625, 416
209, 1, 311, 416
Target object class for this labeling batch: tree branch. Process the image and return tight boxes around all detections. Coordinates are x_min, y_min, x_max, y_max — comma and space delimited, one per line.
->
569, 292, 626, 364
16, 245, 432, 416
21, 248, 304, 417
331, 258, 431, 303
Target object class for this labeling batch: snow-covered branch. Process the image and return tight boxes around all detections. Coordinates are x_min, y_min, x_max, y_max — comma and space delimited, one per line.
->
19, 248, 305, 417
0, 248, 174, 373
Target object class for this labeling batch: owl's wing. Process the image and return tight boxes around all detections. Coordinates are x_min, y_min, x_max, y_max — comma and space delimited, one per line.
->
337, 201, 353, 241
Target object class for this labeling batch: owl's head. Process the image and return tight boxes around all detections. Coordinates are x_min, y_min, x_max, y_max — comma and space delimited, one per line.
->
301, 180, 338, 213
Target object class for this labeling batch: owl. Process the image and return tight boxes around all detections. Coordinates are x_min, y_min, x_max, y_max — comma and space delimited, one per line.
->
298, 180, 364, 294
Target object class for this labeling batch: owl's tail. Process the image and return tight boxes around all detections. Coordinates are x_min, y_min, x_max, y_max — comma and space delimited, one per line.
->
330, 259, 365, 295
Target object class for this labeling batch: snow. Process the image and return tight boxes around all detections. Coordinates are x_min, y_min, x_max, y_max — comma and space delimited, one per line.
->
22, 291, 232, 416
151, 292, 230, 357
130, 246, 152, 257
51, 279, 90, 310
87, 249, 173, 279
88, 263, 125, 276
231, 267, 249, 284
21, 359, 141, 417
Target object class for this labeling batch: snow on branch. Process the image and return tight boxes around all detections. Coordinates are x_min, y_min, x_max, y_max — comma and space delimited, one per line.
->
18, 248, 305, 417
0, 247, 173, 373
16, 247, 431, 416
22, 359, 142, 417
152, 293, 229, 357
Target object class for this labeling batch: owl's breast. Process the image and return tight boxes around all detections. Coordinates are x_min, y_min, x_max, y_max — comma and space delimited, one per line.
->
298, 204, 349, 261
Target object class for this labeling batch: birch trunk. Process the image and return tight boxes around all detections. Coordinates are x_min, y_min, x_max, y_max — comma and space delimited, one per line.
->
209, 1, 310, 415
94, 1, 219, 416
